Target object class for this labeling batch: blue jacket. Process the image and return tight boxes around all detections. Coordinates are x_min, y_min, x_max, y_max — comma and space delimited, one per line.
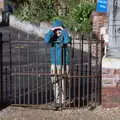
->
44, 21, 71, 65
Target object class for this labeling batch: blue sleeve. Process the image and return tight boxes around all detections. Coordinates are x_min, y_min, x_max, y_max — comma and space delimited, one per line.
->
44, 30, 54, 43
62, 30, 72, 44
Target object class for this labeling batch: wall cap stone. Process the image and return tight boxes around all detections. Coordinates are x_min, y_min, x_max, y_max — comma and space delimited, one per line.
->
0, 15, 51, 38
102, 57, 120, 69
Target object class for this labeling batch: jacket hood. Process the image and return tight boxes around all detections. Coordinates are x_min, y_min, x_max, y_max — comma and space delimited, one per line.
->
52, 20, 64, 28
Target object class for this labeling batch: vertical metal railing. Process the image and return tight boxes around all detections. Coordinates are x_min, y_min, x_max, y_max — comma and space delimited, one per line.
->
0, 32, 3, 104
9, 34, 12, 103
0, 31, 102, 109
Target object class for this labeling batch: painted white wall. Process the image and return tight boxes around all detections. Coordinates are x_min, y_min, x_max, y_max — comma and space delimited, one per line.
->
0, 15, 51, 38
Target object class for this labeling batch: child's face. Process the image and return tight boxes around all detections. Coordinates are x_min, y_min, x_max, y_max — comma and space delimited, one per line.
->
55, 29, 62, 37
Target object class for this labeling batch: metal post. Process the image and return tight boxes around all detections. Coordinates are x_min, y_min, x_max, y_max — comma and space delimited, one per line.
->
0, 32, 3, 104
1, 0, 10, 27
9, 34, 12, 103
88, 33, 92, 104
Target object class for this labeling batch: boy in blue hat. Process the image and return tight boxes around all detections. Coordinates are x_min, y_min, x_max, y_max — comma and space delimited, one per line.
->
44, 20, 72, 104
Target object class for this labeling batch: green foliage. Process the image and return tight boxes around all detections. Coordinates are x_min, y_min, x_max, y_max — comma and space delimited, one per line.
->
69, 2, 95, 32
51, 2, 95, 32
14, 0, 95, 32
14, 0, 57, 22
71, 2, 95, 23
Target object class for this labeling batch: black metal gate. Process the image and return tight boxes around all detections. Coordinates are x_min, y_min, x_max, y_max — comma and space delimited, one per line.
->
0, 30, 102, 109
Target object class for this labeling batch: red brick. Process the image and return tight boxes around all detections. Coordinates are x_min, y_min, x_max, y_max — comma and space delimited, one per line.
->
102, 87, 120, 108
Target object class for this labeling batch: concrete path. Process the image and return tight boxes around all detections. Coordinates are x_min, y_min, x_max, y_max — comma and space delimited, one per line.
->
0, 106, 120, 120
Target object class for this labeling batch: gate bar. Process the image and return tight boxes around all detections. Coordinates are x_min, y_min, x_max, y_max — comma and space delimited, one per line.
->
0, 32, 3, 103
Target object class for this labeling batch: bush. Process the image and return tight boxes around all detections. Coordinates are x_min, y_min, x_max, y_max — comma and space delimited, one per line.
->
69, 2, 96, 32
14, 0, 57, 22
14, 0, 95, 32
51, 2, 95, 32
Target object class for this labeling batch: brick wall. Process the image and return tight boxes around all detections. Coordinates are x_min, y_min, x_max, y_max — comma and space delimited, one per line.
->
92, 11, 120, 108
102, 87, 120, 108
91, 11, 108, 40
91, 42, 104, 58
91, 11, 108, 57
0, 1, 4, 10
102, 68, 120, 87
102, 68, 120, 108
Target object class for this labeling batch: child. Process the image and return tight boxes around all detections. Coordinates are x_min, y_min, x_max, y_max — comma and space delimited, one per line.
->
44, 20, 71, 104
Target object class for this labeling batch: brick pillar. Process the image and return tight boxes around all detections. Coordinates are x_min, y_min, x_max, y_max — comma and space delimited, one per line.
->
102, 0, 120, 108
92, 11, 120, 108
91, 11, 107, 39
102, 58, 120, 108
0, 0, 4, 12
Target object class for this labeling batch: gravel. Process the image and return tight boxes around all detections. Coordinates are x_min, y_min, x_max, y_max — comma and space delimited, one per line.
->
0, 106, 120, 120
